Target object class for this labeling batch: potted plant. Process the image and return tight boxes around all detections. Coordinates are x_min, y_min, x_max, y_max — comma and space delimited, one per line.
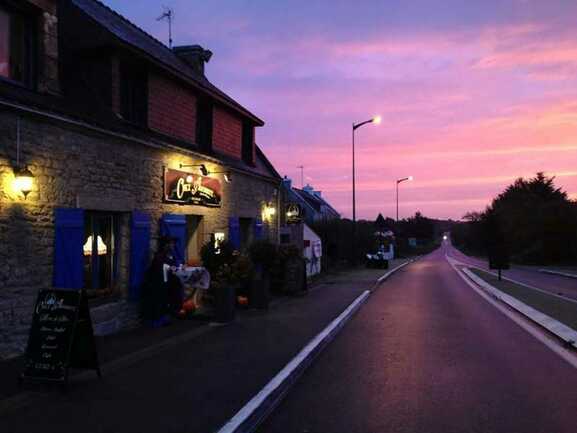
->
274, 244, 307, 295
248, 240, 277, 309
232, 253, 254, 308
200, 241, 238, 323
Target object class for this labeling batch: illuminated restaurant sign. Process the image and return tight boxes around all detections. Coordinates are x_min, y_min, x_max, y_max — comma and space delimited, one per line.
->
286, 203, 302, 224
164, 168, 222, 207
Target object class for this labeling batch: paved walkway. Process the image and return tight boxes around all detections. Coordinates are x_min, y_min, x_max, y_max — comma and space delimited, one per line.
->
0, 261, 408, 433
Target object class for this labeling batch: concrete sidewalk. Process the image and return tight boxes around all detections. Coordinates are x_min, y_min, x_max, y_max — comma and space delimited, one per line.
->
0, 260, 410, 433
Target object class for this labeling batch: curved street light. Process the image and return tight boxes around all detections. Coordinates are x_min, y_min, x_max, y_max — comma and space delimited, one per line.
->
396, 176, 413, 222
351, 115, 381, 262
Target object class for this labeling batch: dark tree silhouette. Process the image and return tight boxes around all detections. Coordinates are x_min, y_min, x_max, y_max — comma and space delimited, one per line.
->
452, 173, 577, 264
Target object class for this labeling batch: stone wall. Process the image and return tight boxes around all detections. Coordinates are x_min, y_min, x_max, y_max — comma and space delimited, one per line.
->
0, 109, 280, 359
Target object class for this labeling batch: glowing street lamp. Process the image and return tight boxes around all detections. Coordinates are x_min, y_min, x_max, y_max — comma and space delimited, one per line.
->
351, 115, 380, 262
396, 176, 413, 222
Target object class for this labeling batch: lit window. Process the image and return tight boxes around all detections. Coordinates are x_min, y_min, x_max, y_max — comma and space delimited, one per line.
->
214, 232, 225, 254
84, 212, 119, 298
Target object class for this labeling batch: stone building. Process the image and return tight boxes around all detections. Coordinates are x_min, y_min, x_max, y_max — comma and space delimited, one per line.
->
0, 0, 282, 359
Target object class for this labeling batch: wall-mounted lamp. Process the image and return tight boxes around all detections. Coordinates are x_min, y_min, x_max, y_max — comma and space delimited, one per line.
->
180, 163, 208, 176
12, 117, 35, 199
262, 202, 276, 222
179, 163, 231, 183
13, 166, 34, 199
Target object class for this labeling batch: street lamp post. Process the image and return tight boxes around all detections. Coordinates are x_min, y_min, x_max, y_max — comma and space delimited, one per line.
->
396, 176, 413, 222
351, 115, 381, 263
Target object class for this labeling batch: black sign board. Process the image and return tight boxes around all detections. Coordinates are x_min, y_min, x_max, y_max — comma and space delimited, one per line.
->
486, 216, 510, 280
164, 168, 222, 207
20, 290, 101, 386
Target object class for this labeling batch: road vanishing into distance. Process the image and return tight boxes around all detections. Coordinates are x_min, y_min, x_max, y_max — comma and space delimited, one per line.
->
258, 245, 577, 433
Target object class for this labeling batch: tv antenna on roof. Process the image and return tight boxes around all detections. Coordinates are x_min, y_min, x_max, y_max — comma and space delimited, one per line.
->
157, 6, 174, 48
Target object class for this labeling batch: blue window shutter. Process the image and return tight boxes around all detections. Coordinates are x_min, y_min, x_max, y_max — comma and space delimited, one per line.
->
254, 217, 263, 240
129, 211, 151, 300
160, 213, 187, 265
229, 217, 241, 250
53, 208, 84, 290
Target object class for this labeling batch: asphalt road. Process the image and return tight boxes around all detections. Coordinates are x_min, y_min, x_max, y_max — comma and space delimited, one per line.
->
446, 242, 577, 301
258, 247, 577, 433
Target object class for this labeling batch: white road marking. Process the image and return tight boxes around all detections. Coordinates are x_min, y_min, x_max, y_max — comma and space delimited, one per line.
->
539, 269, 577, 280
446, 255, 577, 370
216, 258, 417, 433
446, 251, 577, 305
215, 290, 371, 433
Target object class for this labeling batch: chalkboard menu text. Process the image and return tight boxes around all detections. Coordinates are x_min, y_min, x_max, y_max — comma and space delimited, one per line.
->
20, 289, 101, 387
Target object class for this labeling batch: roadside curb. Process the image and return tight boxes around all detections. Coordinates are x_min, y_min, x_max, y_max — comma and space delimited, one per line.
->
215, 259, 415, 433
455, 260, 577, 305
539, 269, 577, 280
375, 257, 418, 286
215, 290, 371, 433
462, 267, 577, 349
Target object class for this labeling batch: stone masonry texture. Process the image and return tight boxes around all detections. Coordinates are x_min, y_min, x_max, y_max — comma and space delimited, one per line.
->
0, 110, 279, 359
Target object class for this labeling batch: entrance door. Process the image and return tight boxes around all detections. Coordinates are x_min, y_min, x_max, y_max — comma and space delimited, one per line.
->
239, 217, 254, 250
186, 215, 204, 265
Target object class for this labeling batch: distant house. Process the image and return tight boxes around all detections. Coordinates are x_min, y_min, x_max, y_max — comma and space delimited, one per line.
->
282, 177, 340, 225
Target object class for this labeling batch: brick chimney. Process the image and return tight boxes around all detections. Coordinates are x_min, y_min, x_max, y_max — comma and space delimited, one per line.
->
173, 45, 212, 76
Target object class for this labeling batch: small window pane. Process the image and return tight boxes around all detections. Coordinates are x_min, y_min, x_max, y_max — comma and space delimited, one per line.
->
0, 10, 10, 78
84, 212, 119, 298
10, 14, 26, 82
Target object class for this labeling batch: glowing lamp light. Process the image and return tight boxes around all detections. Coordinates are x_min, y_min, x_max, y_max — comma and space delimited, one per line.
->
408, 176, 414, 181
443, 235, 448, 241
83, 235, 108, 256
372, 115, 382, 125
263, 203, 276, 221
13, 167, 34, 199
186, 174, 194, 183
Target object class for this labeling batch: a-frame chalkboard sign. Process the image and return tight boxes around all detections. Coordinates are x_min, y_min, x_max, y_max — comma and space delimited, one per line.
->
19, 289, 101, 388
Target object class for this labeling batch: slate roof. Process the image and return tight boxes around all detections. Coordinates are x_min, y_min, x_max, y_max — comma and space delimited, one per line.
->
72, 0, 264, 125
293, 188, 340, 218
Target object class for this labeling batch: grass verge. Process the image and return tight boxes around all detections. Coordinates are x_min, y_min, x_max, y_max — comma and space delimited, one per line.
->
470, 268, 577, 331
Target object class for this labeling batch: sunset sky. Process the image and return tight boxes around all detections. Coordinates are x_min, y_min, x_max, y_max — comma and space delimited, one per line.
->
103, 0, 577, 221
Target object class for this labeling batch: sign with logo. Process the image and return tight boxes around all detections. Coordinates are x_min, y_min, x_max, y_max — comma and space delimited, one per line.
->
285, 203, 302, 224
164, 168, 222, 207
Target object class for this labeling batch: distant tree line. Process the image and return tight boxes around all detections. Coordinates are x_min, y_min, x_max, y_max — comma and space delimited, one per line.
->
451, 173, 577, 265
311, 211, 442, 269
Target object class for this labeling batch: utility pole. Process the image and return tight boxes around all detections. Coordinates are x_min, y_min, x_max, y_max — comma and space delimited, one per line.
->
157, 7, 174, 48
296, 165, 304, 188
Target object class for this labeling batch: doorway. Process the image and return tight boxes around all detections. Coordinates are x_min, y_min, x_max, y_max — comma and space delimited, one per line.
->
239, 217, 254, 250
186, 215, 205, 265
